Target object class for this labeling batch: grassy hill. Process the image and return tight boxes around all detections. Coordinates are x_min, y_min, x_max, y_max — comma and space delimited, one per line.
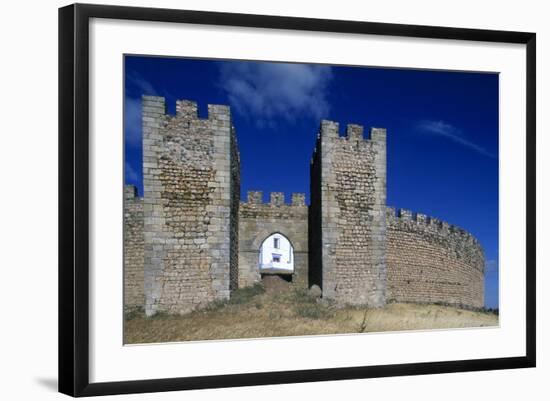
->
124, 279, 498, 344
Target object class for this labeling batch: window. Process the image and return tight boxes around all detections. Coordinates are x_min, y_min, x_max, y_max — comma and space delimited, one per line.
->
274, 237, 280, 249
272, 254, 281, 263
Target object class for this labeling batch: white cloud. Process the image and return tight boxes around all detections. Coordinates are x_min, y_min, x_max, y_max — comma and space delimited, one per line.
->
124, 72, 158, 147
485, 259, 498, 273
218, 62, 332, 125
416, 120, 496, 158
125, 72, 175, 146
125, 161, 139, 182
124, 97, 142, 146
127, 71, 159, 97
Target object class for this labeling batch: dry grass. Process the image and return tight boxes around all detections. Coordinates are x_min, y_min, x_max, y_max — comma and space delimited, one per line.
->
124, 284, 498, 344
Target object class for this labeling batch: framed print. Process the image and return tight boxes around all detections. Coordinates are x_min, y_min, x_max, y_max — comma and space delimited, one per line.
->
58, 3, 536, 397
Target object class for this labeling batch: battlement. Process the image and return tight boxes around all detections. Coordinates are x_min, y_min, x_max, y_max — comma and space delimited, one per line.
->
346, 124, 364, 141
370, 127, 387, 143
270, 192, 285, 206
247, 190, 263, 204
142, 95, 231, 123
311, 120, 387, 165
386, 206, 480, 248
292, 193, 306, 206
318, 119, 387, 142
243, 190, 307, 207
124, 184, 139, 200
320, 120, 340, 139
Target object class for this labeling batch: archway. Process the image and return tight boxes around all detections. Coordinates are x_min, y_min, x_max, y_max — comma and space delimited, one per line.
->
258, 233, 294, 275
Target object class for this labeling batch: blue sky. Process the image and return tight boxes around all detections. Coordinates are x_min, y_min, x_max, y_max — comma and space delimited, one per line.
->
124, 55, 499, 308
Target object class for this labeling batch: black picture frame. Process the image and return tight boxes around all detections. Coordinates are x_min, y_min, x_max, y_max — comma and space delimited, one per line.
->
58, 3, 536, 397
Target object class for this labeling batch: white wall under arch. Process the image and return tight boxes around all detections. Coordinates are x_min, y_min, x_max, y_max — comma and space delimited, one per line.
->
259, 233, 294, 273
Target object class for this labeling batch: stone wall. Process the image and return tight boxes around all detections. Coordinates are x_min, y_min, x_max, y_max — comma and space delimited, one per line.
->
309, 121, 387, 307
386, 207, 485, 308
238, 191, 308, 288
124, 97, 485, 315
124, 185, 144, 312
230, 129, 241, 291
141, 96, 239, 316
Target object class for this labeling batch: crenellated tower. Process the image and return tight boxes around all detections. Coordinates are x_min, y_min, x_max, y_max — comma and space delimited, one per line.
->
310, 120, 387, 307
141, 96, 240, 316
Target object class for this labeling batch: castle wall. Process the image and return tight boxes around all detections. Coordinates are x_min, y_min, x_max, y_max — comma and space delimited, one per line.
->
310, 121, 387, 307
124, 96, 485, 315
238, 191, 308, 288
141, 96, 239, 316
123, 185, 144, 312
230, 129, 241, 291
386, 207, 485, 309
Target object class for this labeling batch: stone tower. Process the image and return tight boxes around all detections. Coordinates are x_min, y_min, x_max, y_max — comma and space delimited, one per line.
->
141, 96, 240, 316
309, 120, 387, 307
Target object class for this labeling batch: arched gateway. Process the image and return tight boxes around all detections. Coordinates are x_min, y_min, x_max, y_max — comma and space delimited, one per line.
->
237, 191, 309, 288
258, 233, 294, 274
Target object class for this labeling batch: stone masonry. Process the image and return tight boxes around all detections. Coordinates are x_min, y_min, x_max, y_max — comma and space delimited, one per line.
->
123, 185, 144, 312
140, 96, 239, 316
239, 191, 308, 288
386, 208, 485, 308
309, 122, 387, 307
124, 97, 485, 315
